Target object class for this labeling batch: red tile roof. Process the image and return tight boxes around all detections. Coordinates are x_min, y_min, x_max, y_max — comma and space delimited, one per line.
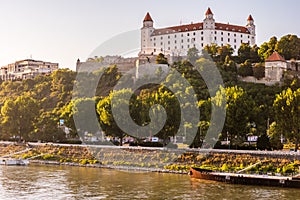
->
205, 7, 213, 15
152, 22, 250, 35
144, 12, 153, 22
265, 52, 286, 62
248, 15, 254, 21
215, 23, 250, 34
152, 22, 203, 35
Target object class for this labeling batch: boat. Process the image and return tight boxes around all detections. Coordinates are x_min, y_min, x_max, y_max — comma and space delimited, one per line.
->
0, 158, 29, 166
189, 167, 300, 188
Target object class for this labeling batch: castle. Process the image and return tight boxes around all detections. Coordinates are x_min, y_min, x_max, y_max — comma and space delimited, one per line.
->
139, 8, 256, 62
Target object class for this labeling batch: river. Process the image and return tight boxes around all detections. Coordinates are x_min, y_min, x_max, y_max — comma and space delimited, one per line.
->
0, 165, 299, 200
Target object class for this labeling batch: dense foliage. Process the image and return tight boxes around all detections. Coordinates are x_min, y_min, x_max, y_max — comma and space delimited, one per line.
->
0, 34, 299, 151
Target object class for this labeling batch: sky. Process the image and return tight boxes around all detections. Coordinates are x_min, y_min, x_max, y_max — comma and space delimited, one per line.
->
0, 0, 299, 70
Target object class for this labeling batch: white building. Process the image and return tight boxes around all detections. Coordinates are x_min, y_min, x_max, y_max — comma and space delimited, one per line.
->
0, 59, 58, 81
139, 8, 256, 61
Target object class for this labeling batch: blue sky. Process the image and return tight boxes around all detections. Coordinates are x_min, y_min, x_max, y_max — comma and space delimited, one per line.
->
0, 0, 299, 70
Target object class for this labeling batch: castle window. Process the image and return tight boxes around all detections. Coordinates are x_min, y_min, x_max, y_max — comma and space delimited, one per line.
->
161, 37, 163, 40
193, 44, 196, 47
161, 42, 163, 45
234, 34, 236, 37
228, 38, 230, 42
193, 27, 196, 30
181, 34, 183, 37
201, 37, 203, 41
175, 46, 177, 49
187, 39, 190, 42
193, 32, 196, 36
215, 31, 217, 34
182, 45, 184, 49
234, 39, 236, 43
175, 35, 177, 38
188, 45, 190, 48
181, 39, 184, 43
248, 36, 250, 39
154, 43, 156, 46
168, 36, 170, 39
241, 40, 243, 43
221, 32, 223, 35
175, 40, 177, 44
154, 49, 156, 52
168, 41, 170, 45
178, 29, 181, 31
192, 38, 195, 42
234, 45, 237, 49
187, 33, 190, 36
154, 38, 156, 41
221, 37, 223, 42
241, 35, 243, 37
201, 31, 203, 35
185, 28, 188, 31
168, 47, 170, 50
214, 36, 217, 41
228, 33, 230, 36
161, 48, 163, 52
201, 43, 204, 47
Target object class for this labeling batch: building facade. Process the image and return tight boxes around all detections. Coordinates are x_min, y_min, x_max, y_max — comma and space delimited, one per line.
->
265, 52, 287, 83
140, 8, 256, 59
0, 59, 58, 81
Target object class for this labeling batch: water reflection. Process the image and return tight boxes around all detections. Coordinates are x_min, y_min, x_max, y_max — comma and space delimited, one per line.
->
0, 165, 299, 200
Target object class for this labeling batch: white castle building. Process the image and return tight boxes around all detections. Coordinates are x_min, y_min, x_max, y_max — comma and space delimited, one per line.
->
139, 8, 256, 60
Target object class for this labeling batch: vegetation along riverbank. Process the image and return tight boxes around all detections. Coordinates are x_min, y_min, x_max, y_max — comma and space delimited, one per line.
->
1, 143, 299, 175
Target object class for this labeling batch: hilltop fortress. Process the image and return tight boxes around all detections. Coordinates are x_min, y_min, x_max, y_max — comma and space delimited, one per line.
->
139, 8, 256, 63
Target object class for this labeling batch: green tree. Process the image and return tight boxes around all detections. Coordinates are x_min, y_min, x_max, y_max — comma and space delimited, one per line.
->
218, 44, 234, 63
273, 88, 300, 151
267, 122, 283, 150
238, 43, 251, 63
237, 60, 253, 77
212, 86, 253, 147
187, 47, 200, 64
258, 36, 277, 61
97, 89, 135, 146
1, 96, 39, 142
276, 34, 300, 60
253, 63, 265, 80
203, 43, 219, 60
257, 134, 271, 150
156, 53, 168, 65
33, 112, 66, 142
250, 45, 261, 63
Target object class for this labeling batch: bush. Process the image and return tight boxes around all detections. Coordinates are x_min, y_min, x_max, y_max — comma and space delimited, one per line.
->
237, 61, 253, 77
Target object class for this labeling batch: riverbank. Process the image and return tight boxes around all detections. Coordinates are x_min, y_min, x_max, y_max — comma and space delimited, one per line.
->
0, 142, 299, 175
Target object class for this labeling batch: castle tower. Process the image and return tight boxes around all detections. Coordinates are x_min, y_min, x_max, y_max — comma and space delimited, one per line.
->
203, 8, 215, 30
246, 15, 256, 45
140, 12, 155, 55
203, 8, 215, 45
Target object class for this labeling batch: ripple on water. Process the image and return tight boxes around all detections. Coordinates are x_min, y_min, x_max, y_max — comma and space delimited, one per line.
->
0, 165, 300, 200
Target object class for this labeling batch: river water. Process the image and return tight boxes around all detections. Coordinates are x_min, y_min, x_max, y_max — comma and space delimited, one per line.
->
0, 165, 299, 200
